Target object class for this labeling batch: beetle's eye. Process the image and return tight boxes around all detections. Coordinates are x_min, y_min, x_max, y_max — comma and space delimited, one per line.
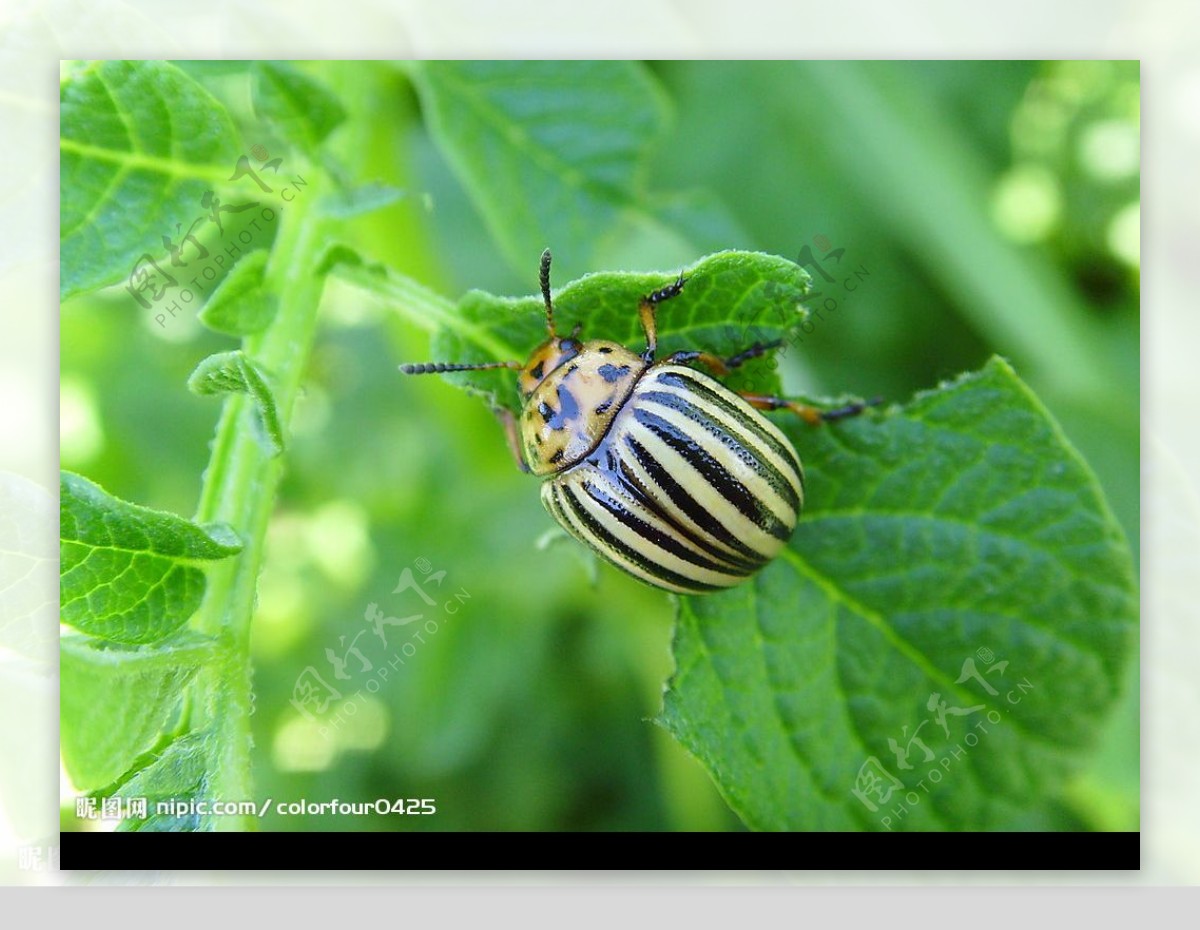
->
560, 338, 581, 353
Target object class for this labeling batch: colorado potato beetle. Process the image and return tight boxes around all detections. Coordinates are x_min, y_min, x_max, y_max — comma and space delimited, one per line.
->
401, 251, 869, 594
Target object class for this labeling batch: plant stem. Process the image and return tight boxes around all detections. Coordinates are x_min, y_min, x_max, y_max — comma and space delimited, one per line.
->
331, 260, 521, 361
191, 186, 327, 830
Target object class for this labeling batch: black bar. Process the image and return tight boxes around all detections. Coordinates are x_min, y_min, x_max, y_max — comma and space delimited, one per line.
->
60, 830, 1139, 872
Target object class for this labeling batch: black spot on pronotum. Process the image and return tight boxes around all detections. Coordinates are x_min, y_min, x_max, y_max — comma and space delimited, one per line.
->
530, 361, 545, 380
598, 363, 631, 383
598, 346, 613, 354
565, 364, 579, 378
546, 385, 579, 429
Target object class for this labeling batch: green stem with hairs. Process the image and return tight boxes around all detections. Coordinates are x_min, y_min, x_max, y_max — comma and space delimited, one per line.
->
190, 186, 328, 830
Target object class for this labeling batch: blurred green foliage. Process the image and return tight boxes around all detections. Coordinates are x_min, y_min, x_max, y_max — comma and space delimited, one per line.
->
60, 60, 1138, 831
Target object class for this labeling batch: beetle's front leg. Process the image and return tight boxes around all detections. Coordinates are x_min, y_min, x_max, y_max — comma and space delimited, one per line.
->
492, 406, 530, 473
638, 273, 687, 363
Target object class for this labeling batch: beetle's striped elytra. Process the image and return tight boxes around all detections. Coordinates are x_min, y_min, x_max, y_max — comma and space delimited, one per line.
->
542, 363, 804, 593
400, 250, 871, 594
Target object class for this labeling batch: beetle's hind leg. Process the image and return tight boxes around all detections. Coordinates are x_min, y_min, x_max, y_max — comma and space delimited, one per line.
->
662, 341, 877, 424
738, 393, 881, 426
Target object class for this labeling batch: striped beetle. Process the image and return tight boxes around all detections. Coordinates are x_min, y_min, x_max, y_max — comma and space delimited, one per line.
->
401, 251, 869, 594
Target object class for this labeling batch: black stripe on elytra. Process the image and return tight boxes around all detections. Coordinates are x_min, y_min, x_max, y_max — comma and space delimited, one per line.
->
633, 408, 791, 541
623, 434, 770, 564
559, 484, 720, 593
580, 478, 739, 578
544, 484, 564, 524
595, 439, 753, 571
652, 370, 805, 495
608, 453, 762, 575
639, 389, 800, 515
654, 369, 805, 490
546, 486, 584, 552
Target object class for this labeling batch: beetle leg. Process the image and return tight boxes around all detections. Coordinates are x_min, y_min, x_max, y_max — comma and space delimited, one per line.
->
723, 340, 783, 370
638, 302, 658, 363
663, 350, 730, 376
638, 272, 687, 362
665, 340, 784, 377
738, 393, 881, 426
492, 406, 530, 473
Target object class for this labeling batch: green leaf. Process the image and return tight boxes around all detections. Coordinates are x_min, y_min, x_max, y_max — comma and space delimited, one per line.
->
659, 357, 1138, 830
318, 181, 405, 219
408, 61, 670, 278
187, 350, 285, 455
60, 472, 242, 645
317, 242, 382, 278
251, 60, 346, 149
113, 733, 212, 831
60, 634, 212, 791
429, 250, 811, 414
197, 250, 277, 336
60, 60, 241, 300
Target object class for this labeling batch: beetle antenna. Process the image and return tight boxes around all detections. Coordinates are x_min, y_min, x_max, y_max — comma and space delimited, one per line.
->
540, 248, 556, 336
400, 361, 522, 375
